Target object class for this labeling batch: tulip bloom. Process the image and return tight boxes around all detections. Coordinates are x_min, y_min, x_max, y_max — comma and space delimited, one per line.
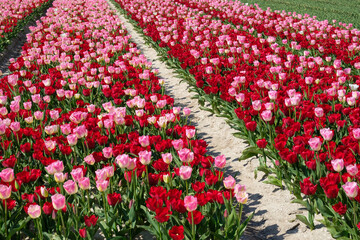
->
28, 204, 41, 219
51, 194, 66, 210
63, 180, 78, 195
342, 182, 359, 199
179, 166, 192, 180
0, 184, 11, 199
184, 195, 198, 212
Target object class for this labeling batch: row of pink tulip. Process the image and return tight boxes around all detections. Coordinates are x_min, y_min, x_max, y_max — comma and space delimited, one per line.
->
114, 0, 360, 238
176, 0, 360, 72
0, 0, 51, 51
0, 0, 250, 239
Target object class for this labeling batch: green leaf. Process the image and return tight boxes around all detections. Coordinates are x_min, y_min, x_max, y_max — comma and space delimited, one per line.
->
291, 199, 309, 209
295, 215, 312, 229
236, 212, 254, 237
6, 217, 31, 240
263, 175, 283, 188
238, 147, 262, 161
316, 198, 334, 218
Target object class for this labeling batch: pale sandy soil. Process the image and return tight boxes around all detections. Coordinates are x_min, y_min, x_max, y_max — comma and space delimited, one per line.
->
106, 0, 334, 239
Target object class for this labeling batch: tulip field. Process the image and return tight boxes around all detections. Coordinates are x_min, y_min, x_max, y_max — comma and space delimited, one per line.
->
0, 0, 359, 239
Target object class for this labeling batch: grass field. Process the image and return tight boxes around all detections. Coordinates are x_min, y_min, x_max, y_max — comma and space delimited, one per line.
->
244, 0, 360, 29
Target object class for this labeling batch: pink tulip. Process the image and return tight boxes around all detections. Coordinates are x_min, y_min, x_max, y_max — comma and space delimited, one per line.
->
95, 169, 107, 181
184, 195, 198, 212
28, 204, 41, 219
127, 158, 137, 170
179, 166, 192, 180
353, 128, 360, 140
320, 128, 334, 141
183, 107, 191, 116
34, 111, 44, 120
235, 191, 248, 204
186, 129, 196, 139
139, 150, 152, 165
214, 155, 226, 169
63, 180, 78, 195
252, 100, 261, 111
261, 110, 272, 122
54, 172, 67, 183
314, 107, 324, 117
61, 124, 72, 135
96, 180, 109, 192
0, 184, 11, 199
234, 184, 246, 194
235, 93, 245, 103
0, 168, 14, 182
161, 153, 173, 164
84, 154, 95, 165
172, 139, 183, 150
102, 147, 113, 159
331, 159, 344, 172
71, 168, 84, 182
51, 194, 66, 210
78, 177, 90, 190
49, 110, 59, 120
223, 176, 236, 189
342, 182, 359, 199
139, 135, 150, 147
178, 148, 194, 163
116, 154, 130, 168
10, 122, 20, 132
308, 137, 322, 151
104, 166, 114, 178
346, 164, 358, 176
67, 134, 78, 146
44, 140, 56, 151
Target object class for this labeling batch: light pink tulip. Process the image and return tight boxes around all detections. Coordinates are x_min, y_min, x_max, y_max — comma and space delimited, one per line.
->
223, 176, 236, 189
161, 153, 173, 164
84, 154, 95, 165
78, 177, 90, 190
0, 168, 14, 182
308, 137, 322, 151
342, 182, 359, 199
139, 150, 152, 165
96, 180, 109, 192
139, 135, 150, 147
51, 194, 66, 210
184, 195, 198, 212
179, 166, 192, 180
331, 159, 344, 172
214, 155, 226, 169
63, 180, 78, 195
28, 204, 41, 219
71, 168, 84, 182
0, 184, 11, 199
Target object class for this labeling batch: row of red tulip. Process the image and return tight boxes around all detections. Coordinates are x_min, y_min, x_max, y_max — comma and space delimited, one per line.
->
0, 0, 251, 239
114, 0, 360, 238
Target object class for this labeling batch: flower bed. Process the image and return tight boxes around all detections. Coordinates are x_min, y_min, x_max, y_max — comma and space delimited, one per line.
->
0, 0, 251, 239
113, 0, 360, 238
0, 0, 53, 52
176, 0, 360, 73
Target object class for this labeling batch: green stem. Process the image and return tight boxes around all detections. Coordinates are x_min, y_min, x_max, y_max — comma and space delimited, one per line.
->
191, 211, 195, 240
103, 192, 108, 224
37, 218, 43, 240
58, 210, 66, 237
87, 190, 91, 214
4, 200, 7, 238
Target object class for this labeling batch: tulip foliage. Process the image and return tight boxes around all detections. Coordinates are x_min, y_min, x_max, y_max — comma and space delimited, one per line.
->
0, 0, 252, 239
0, 0, 53, 52
113, 0, 360, 238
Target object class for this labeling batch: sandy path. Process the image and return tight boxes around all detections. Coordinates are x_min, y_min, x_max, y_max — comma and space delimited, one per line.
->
107, 1, 333, 239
